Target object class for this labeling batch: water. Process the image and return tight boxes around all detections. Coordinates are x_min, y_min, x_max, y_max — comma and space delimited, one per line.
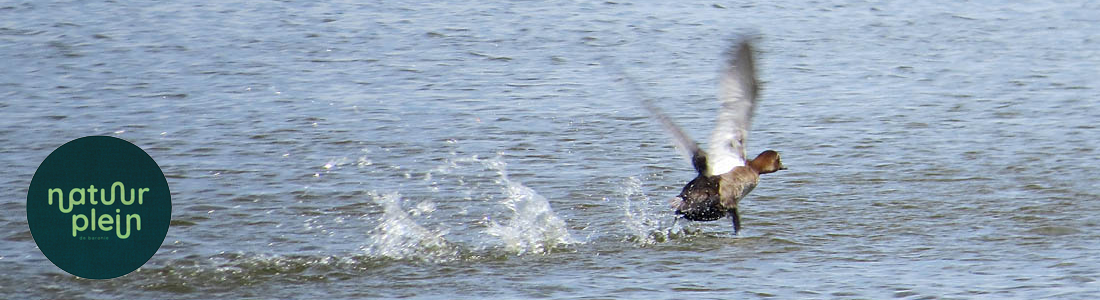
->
2, 0, 1099, 298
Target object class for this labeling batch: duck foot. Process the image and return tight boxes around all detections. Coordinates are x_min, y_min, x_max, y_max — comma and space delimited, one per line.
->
726, 209, 741, 235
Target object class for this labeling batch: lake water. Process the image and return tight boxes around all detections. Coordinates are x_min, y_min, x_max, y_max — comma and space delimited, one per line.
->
2, 0, 1099, 299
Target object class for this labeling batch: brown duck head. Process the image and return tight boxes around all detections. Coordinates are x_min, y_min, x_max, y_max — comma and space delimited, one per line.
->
748, 150, 786, 174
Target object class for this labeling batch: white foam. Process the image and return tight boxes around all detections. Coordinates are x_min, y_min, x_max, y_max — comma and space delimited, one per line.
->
617, 176, 683, 245
361, 154, 576, 258
482, 156, 576, 255
362, 192, 457, 261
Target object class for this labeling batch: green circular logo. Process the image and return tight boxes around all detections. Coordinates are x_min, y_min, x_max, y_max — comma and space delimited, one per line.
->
27, 136, 171, 279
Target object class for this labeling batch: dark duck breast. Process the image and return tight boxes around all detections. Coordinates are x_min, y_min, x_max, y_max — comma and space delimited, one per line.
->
640, 35, 786, 235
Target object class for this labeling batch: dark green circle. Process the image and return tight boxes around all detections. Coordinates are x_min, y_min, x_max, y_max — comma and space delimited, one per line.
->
27, 136, 171, 279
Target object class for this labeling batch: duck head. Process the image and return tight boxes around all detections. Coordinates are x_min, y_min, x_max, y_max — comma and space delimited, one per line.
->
749, 150, 786, 174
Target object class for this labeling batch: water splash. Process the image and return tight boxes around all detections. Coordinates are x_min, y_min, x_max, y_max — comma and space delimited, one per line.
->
358, 154, 575, 257
482, 157, 576, 255
618, 176, 683, 245
362, 192, 459, 261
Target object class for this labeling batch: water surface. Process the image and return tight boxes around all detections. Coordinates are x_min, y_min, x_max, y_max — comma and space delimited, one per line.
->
2, 0, 1098, 298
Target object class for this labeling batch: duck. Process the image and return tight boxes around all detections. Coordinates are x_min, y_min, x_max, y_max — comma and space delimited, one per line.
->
641, 35, 785, 235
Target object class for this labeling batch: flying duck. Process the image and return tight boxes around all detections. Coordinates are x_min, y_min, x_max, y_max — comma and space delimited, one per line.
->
642, 36, 786, 235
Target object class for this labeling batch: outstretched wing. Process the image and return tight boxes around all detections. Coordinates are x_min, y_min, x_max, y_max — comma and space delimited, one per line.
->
604, 58, 708, 175
641, 98, 707, 175
706, 36, 759, 176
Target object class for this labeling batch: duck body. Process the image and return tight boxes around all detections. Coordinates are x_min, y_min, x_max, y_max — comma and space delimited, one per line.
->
675, 173, 724, 221
675, 167, 756, 222
673, 150, 782, 233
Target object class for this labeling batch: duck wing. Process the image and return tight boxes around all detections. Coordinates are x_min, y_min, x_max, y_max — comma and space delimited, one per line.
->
706, 36, 759, 176
602, 57, 703, 169
641, 98, 708, 175
606, 56, 710, 175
